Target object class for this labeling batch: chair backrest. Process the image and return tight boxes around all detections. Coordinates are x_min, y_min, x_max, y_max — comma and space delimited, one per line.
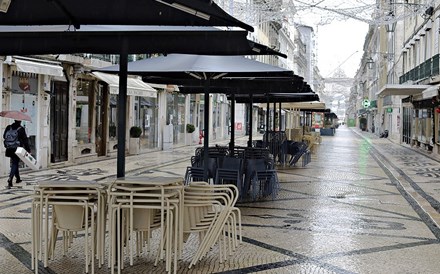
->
244, 158, 267, 180
220, 157, 243, 171
133, 208, 157, 230
53, 203, 86, 231
185, 166, 205, 184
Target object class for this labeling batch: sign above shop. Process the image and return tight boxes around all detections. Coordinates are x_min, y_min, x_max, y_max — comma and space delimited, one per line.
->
362, 99, 370, 108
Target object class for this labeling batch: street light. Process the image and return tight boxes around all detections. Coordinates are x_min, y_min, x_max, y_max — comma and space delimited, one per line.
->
385, 20, 396, 32
366, 57, 374, 69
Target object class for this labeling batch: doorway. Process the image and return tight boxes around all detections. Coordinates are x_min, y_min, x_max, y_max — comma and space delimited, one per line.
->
95, 84, 108, 156
50, 81, 69, 163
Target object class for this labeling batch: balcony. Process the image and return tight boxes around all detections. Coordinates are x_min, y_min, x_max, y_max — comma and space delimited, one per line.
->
400, 54, 440, 84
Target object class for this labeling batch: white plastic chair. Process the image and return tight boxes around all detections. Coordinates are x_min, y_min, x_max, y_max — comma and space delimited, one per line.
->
183, 182, 241, 268
31, 181, 106, 274
107, 177, 183, 274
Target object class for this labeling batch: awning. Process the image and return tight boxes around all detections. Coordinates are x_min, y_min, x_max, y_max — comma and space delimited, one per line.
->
422, 85, 439, 99
146, 82, 180, 92
92, 71, 156, 98
376, 84, 431, 97
14, 58, 64, 77
282, 101, 326, 110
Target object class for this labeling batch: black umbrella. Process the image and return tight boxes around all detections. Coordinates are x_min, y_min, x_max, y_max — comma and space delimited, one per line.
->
178, 87, 317, 148
0, 26, 283, 56
0, 1, 281, 178
98, 54, 304, 179
0, 0, 253, 31
100, 54, 291, 78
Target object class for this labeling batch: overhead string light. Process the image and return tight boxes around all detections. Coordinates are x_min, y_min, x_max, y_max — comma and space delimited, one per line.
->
225, 0, 435, 27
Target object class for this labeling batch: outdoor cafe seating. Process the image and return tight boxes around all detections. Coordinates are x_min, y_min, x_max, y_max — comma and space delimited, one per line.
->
107, 176, 184, 274
183, 182, 241, 268
31, 181, 107, 274
187, 145, 279, 201
256, 131, 311, 167
31, 176, 242, 274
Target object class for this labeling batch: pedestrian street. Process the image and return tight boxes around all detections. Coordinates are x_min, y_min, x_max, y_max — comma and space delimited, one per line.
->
2, 127, 440, 273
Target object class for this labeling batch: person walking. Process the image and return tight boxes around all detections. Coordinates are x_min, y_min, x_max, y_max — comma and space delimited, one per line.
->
3, 120, 30, 189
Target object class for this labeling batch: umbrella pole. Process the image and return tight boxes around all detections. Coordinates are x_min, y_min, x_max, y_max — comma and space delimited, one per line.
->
279, 102, 282, 131
247, 94, 253, 147
229, 94, 235, 152
203, 80, 210, 181
265, 100, 269, 145
117, 47, 128, 178
273, 102, 276, 131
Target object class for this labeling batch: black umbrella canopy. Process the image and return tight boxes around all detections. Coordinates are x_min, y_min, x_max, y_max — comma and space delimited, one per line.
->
97, 53, 296, 179
175, 78, 312, 94
232, 93, 319, 103
98, 54, 291, 78
0, 0, 253, 32
0, 26, 281, 56
0, 1, 276, 178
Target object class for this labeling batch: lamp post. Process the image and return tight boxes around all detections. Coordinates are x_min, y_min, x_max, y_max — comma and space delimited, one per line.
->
385, 20, 396, 32
366, 57, 374, 69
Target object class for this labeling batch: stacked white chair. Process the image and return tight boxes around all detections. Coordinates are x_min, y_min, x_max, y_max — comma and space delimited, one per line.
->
107, 176, 183, 274
31, 181, 106, 274
183, 182, 241, 268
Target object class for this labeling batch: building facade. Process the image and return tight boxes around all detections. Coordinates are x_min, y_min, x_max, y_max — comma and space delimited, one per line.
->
353, 1, 440, 154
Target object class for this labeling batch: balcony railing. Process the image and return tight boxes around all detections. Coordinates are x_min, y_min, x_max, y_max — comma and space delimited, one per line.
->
399, 54, 440, 84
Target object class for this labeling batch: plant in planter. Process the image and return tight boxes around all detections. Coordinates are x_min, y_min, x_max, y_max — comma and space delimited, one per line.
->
324, 120, 333, 128
186, 124, 196, 145
129, 126, 142, 154
129, 126, 142, 138
109, 124, 117, 138
186, 123, 195, 133
359, 117, 367, 131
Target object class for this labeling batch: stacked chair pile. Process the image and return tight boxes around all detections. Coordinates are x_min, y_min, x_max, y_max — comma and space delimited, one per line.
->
185, 146, 279, 201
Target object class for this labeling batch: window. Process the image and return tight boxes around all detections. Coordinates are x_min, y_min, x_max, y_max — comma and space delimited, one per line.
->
76, 79, 93, 144
11, 72, 38, 157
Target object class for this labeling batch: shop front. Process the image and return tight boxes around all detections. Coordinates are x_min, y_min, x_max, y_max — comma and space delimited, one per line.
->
412, 99, 434, 150
166, 92, 186, 146
10, 72, 38, 157
134, 96, 158, 150
91, 71, 158, 155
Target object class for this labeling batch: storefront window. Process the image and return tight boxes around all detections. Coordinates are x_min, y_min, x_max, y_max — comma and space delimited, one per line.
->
224, 100, 231, 138
75, 78, 93, 144
190, 94, 197, 126
109, 95, 118, 139
11, 72, 38, 158
134, 96, 158, 149
199, 96, 205, 131
212, 95, 220, 140
166, 93, 185, 145
417, 109, 432, 144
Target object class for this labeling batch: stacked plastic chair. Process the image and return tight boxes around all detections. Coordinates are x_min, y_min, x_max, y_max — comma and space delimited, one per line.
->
214, 157, 244, 197
31, 181, 106, 274
287, 141, 309, 166
183, 182, 241, 268
107, 176, 184, 274
245, 158, 279, 201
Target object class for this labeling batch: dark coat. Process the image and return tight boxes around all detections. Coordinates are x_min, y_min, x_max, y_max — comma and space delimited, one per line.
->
3, 121, 31, 158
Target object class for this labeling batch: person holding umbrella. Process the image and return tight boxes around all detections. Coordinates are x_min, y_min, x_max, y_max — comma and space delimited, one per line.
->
3, 119, 31, 189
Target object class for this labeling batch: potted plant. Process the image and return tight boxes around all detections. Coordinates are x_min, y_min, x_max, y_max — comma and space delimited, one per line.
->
129, 126, 142, 154
186, 123, 196, 145
109, 124, 117, 139
359, 117, 367, 131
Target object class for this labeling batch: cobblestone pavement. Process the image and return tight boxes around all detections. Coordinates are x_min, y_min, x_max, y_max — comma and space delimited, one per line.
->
2, 126, 440, 273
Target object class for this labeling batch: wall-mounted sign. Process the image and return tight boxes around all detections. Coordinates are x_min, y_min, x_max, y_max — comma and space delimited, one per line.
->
362, 99, 370, 108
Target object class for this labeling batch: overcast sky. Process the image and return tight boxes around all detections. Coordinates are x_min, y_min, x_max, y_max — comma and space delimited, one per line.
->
315, 19, 369, 78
